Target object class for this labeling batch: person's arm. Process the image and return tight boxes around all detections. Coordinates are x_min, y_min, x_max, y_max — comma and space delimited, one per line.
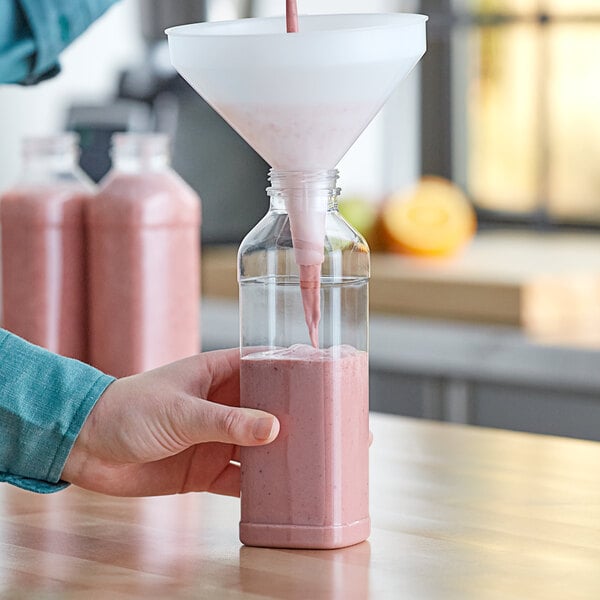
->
0, 329, 114, 493
0, 330, 279, 498
0, 0, 119, 85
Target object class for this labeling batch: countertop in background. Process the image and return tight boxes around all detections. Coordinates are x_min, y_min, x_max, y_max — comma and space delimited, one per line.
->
201, 229, 600, 440
203, 231, 600, 345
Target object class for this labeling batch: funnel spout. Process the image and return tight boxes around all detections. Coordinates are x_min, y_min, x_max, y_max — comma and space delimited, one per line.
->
286, 190, 327, 348
289, 205, 325, 349
270, 170, 336, 348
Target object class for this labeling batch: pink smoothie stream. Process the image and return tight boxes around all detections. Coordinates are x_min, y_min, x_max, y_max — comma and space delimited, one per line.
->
286, 0, 298, 33
240, 344, 370, 549
285, 1, 322, 345
1, 185, 90, 360
88, 170, 200, 377
299, 265, 320, 348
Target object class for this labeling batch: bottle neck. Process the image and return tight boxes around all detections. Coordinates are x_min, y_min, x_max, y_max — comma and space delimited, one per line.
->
267, 169, 340, 212
21, 134, 79, 175
111, 133, 171, 173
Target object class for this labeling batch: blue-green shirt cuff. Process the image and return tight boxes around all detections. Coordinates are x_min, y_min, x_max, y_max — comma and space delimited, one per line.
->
0, 0, 118, 85
0, 330, 115, 493
0, 473, 70, 494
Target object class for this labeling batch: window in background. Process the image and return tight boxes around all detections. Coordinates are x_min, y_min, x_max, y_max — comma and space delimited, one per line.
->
422, 0, 600, 227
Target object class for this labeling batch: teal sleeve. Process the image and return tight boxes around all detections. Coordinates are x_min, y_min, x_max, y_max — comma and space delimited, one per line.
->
0, 0, 119, 85
0, 329, 115, 493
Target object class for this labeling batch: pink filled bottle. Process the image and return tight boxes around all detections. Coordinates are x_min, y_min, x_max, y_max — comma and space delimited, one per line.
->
239, 170, 370, 549
88, 133, 200, 377
0, 134, 93, 360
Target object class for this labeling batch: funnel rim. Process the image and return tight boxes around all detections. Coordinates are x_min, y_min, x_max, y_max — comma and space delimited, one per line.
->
165, 13, 428, 38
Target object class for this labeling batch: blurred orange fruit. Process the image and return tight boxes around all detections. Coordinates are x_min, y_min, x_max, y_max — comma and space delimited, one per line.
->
380, 176, 476, 257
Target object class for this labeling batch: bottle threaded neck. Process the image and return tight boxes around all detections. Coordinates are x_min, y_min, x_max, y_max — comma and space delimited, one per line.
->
112, 133, 171, 172
267, 169, 341, 211
267, 169, 339, 192
22, 133, 79, 169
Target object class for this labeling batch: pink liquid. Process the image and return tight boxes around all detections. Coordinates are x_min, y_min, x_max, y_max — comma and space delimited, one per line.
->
0, 185, 89, 360
88, 171, 200, 377
299, 265, 320, 347
218, 103, 378, 173
286, 0, 299, 33
240, 344, 370, 549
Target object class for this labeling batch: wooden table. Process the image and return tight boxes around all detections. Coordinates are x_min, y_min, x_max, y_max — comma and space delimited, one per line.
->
2, 413, 600, 599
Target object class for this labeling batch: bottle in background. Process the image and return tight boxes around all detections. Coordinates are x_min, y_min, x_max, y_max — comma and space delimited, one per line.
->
88, 133, 201, 377
0, 134, 93, 360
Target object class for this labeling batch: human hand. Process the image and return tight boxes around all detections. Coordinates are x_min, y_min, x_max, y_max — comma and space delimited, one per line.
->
61, 349, 279, 497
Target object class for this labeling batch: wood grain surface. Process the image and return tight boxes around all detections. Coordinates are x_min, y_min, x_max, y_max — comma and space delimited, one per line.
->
2, 412, 600, 599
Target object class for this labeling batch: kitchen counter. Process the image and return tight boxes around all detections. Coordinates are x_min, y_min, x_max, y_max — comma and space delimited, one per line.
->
203, 231, 600, 341
201, 230, 600, 441
2, 412, 600, 599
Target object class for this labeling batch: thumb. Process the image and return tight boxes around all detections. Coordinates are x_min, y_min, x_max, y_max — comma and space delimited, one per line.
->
185, 400, 280, 447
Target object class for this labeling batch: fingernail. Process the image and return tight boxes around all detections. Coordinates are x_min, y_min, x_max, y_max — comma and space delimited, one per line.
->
253, 417, 275, 441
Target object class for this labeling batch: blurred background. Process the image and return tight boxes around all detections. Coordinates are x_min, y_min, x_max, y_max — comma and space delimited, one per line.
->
2, 0, 600, 441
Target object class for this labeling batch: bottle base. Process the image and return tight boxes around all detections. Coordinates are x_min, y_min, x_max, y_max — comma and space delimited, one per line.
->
239, 517, 370, 550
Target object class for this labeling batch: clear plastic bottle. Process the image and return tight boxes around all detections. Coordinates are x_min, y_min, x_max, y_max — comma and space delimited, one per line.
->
0, 134, 93, 360
88, 133, 200, 377
238, 169, 370, 549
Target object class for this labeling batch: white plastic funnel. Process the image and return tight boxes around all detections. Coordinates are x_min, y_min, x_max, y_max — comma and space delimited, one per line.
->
166, 14, 427, 172
167, 14, 427, 346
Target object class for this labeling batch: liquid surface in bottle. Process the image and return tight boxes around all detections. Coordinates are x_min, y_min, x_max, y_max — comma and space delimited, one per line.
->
88, 170, 200, 377
1, 184, 89, 360
240, 344, 370, 549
